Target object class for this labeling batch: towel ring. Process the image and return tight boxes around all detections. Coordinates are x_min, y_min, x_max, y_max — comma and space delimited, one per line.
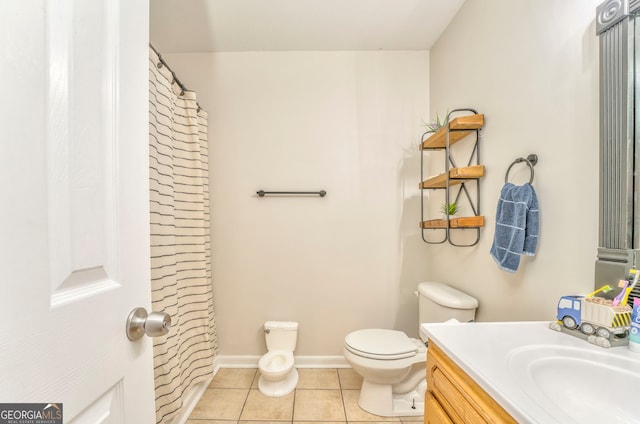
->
505, 154, 538, 184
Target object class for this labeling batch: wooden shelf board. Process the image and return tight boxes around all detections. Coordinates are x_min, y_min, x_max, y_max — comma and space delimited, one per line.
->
421, 114, 484, 150
421, 216, 485, 229
419, 165, 485, 189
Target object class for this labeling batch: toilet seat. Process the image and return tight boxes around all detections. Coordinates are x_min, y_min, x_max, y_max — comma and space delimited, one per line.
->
258, 351, 298, 397
345, 329, 419, 360
259, 350, 294, 379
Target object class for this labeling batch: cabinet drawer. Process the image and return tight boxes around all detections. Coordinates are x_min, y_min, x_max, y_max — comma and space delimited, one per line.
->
432, 368, 485, 423
426, 342, 517, 424
425, 391, 453, 424
432, 368, 464, 419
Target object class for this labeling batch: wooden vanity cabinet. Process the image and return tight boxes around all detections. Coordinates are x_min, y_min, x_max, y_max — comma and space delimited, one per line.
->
425, 342, 517, 424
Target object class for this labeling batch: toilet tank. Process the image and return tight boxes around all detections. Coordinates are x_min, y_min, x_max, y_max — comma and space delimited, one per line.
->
264, 321, 298, 351
418, 282, 478, 323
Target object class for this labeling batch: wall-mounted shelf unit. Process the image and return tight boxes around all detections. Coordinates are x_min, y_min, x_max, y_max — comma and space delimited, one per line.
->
420, 114, 484, 149
419, 165, 485, 189
420, 109, 485, 246
420, 216, 485, 230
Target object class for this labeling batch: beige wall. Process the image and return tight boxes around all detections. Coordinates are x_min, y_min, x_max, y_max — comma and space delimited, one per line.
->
162, 0, 605, 356
164, 51, 430, 355
428, 0, 601, 321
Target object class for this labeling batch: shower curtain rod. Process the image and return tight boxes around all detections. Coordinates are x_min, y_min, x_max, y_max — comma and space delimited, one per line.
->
149, 43, 203, 112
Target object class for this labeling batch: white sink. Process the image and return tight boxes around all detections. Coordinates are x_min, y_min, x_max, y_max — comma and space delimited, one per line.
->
507, 345, 640, 423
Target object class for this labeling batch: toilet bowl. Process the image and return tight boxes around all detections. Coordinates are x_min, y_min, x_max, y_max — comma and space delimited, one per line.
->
259, 350, 295, 381
258, 321, 299, 397
344, 329, 427, 417
343, 282, 478, 417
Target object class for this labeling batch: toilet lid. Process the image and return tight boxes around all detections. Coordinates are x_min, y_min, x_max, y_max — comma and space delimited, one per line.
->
345, 329, 418, 360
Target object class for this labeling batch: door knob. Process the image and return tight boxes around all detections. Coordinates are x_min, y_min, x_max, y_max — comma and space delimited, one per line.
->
126, 307, 171, 341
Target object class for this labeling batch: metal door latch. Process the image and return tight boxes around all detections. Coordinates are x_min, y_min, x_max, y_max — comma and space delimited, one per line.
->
126, 307, 171, 341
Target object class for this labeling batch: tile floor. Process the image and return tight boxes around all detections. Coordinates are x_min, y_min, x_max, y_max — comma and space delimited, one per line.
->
187, 368, 423, 424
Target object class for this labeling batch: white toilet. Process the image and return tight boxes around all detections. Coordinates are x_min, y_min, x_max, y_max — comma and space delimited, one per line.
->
258, 321, 299, 397
343, 281, 478, 417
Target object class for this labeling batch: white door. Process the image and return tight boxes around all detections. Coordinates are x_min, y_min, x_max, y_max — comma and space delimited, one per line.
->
0, 1, 155, 423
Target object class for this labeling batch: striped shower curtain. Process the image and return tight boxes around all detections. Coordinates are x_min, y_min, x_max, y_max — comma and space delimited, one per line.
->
148, 47, 218, 424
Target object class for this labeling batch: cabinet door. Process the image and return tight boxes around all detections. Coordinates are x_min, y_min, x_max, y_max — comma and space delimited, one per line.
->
425, 392, 454, 424
427, 343, 517, 424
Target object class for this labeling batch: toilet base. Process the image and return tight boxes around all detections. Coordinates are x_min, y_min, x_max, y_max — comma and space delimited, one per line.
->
358, 379, 426, 417
258, 368, 299, 397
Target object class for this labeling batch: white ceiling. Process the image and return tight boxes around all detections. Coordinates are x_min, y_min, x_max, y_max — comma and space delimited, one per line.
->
150, 0, 465, 53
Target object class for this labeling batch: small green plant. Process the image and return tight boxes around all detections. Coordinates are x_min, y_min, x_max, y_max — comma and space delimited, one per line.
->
441, 202, 459, 217
423, 111, 450, 133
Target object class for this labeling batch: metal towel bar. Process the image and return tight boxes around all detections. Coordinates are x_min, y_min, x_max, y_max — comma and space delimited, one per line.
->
505, 154, 538, 184
257, 190, 327, 197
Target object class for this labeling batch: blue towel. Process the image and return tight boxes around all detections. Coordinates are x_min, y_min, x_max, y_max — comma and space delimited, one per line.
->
490, 183, 539, 273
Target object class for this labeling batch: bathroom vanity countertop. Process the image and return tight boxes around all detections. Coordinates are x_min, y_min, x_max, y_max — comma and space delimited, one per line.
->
421, 321, 640, 424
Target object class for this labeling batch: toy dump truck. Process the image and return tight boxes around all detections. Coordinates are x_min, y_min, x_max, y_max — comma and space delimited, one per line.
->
556, 295, 632, 339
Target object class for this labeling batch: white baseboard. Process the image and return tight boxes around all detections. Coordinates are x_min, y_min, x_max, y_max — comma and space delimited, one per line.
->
213, 354, 350, 369
295, 355, 350, 368
213, 354, 261, 368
